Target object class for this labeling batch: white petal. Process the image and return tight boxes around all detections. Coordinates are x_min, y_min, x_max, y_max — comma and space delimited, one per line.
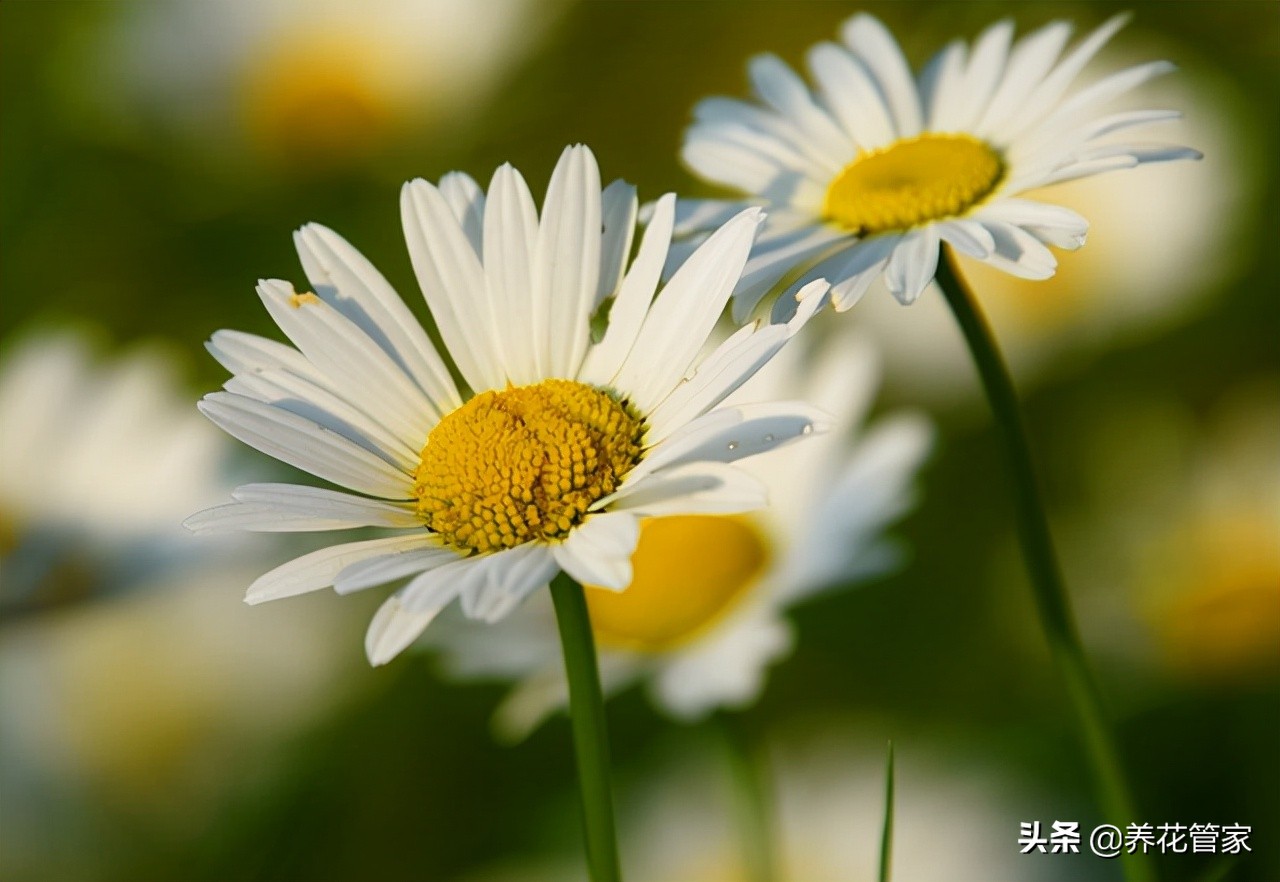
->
806, 41, 896, 150
839, 14, 923, 137
462, 544, 558, 623
199, 392, 410, 498
884, 228, 941, 305
365, 563, 473, 665
951, 19, 1014, 131
975, 20, 1073, 137
728, 223, 844, 323
257, 279, 435, 445
649, 280, 830, 440
335, 542, 462, 595
976, 198, 1088, 241
919, 40, 967, 131
185, 483, 421, 533
206, 329, 311, 376
551, 512, 639, 591
597, 179, 639, 307
401, 177, 505, 392
1000, 13, 1130, 139
935, 219, 996, 258
1033, 60, 1176, 140
670, 198, 755, 237
613, 208, 763, 412
578, 194, 675, 387
483, 163, 542, 385
627, 401, 830, 484
293, 224, 461, 413
604, 461, 768, 518
536, 144, 602, 378
225, 367, 417, 469
246, 535, 437, 604
437, 171, 486, 255
747, 53, 852, 170
975, 220, 1058, 279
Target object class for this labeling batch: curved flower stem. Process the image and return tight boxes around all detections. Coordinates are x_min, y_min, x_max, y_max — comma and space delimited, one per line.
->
715, 712, 777, 882
933, 250, 1153, 882
550, 572, 622, 882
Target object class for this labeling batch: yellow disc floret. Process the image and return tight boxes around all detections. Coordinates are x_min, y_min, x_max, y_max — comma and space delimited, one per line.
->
824, 134, 1005, 235
414, 379, 645, 554
586, 515, 771, 652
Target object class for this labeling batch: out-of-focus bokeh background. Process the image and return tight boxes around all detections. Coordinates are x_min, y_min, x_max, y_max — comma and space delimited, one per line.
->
1, 1, 1276, 880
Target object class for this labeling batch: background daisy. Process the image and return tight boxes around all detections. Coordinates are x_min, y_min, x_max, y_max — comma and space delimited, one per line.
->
189, 145, 831, 666
430, 336, 932, 739
676, 12, 1201, 317
0, 329, 235, 616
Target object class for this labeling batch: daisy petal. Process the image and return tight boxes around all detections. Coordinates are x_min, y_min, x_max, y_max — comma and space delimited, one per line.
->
483, 163, 542, 385
806, 41, 896, 150
884, 227, 941, 304
401, 177, 504, 392
246, 535, 437, 604
747, 53, 852, 170
649, 280, 829, 440
613, 208, 763, 412
579, 194, 675, 387
839, 14, 923, 137
198, 392, 409, 498
437, 171, 486, 256
537, 144, 602, 378
366, 563, 474, 665
335, 543, 461, 595
604, 461, 768, 518
185, 483, 421, 533
597, 179, 639, 306
293, 223, 461, 414
552, 512, 640, 591
976, 20, 1072, 137
462, 544, 558, 623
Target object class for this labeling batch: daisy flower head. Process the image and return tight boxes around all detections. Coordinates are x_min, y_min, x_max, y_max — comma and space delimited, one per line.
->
186, 145, 832, 667
430, 336, 933, 737
677, 13, 1202, 319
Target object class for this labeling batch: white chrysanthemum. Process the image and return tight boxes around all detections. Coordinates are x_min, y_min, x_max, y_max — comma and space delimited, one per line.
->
0, 330, 232, 614
97, 0, 560, 165
676, 13, 1201, 318
187, 145, 832, 666
429, 336, 932, 737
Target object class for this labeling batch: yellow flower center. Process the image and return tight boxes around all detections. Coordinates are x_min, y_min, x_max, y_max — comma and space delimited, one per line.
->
240, 34, 398, 167
586, 515, 771, 652
414, 380, 645, 554
824, 134, 1005, 234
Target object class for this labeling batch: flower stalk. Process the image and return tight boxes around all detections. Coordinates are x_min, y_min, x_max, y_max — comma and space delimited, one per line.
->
933, 249, 1153, 882
550, 571, 622, 882
716, 712, 777, 882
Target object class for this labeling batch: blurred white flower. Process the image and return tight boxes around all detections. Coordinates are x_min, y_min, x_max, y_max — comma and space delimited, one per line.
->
430, 336, 933, 738
461, 728, 1027, 882
95, 0, 564, 167
0, 329, 234, 615
0, 561, 358, 880
1070, 382, 1280, 684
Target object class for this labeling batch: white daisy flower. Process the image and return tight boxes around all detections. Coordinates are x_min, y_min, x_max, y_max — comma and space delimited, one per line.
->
429, 335, 932, 738
676, 13, 1202, 318
95, 0, 562, 167
187, 145, 832, 667
0, 329, 233, 616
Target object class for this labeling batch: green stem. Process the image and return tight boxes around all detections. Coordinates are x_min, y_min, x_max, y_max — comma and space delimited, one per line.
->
933, 250, 1153, 882
878, 741, 894, 882
715, 713, 777, 882
550, 572, 622, 882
